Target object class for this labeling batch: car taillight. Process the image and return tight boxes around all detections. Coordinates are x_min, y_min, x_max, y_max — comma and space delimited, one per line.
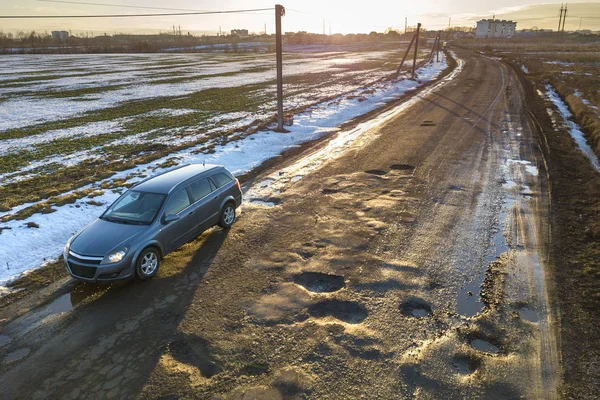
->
235, 179, 241, 191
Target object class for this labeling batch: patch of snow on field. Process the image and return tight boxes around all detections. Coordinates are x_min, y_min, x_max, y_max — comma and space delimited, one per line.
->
520, 64, 529, 73
546, 85, 600, 172
0, 120, 125, 156
0, 55, 451, 287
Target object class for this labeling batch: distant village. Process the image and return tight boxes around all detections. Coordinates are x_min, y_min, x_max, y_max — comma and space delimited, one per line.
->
0, 18, 598, 54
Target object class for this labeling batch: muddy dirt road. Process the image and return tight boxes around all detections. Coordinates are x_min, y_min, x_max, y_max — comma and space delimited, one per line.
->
0, 49, 561, 399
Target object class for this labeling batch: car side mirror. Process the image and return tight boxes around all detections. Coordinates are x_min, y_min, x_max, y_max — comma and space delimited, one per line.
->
163, 214, 180, 224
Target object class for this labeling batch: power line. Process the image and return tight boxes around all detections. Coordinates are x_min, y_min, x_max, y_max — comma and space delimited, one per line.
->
37, 0, 209, 12
0, 8, 273, 19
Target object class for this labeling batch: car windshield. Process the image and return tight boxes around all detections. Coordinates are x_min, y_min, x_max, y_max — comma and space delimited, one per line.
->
101, 191, 165, 225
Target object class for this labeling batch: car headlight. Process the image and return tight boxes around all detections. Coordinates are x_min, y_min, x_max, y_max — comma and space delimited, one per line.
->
102, 246, 129, 264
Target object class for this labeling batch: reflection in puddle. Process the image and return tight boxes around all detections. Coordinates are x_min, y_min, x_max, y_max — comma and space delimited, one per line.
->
457, 209, 508, 317
47, 293, 74, 316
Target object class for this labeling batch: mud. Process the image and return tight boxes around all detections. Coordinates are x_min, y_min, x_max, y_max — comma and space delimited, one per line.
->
0, 49, 562, 400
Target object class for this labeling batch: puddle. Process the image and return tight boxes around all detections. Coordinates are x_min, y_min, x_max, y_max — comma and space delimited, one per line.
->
294, 272, 345, 293
390, 164, 415, 171
248, 200, 277, 207
3, 347, 30, 364
0, 334, 11, 347
365, 169, 387, 176
46, 293, 74, 316
457, 205, 509, 317
470, 339, 501, 355
518, 306, 539, 323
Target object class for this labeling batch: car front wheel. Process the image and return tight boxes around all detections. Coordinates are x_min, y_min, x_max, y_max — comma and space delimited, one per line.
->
218, 203, 236, 228
135, 247, 161, 280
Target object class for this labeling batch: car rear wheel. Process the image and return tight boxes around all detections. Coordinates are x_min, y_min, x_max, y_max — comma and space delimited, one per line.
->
218, 203, 236, 228
135, 247, 160, 280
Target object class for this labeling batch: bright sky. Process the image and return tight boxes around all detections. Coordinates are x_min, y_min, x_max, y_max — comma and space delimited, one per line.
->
1, 0, 599, 34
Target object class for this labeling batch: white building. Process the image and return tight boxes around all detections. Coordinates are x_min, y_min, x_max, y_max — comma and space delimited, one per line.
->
476, 20, 517, 39
51, 31, 69, 42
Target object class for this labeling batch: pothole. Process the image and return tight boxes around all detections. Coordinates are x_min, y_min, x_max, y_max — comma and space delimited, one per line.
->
518, 306, 539, 323
308, 299, 368, 324
168, 335, 221, 378
390, 164, 415, 171
452, 354, 481, 375
399, 298, 433, 318
470, 339, 501, 355
240, 362, 270, 376
365, 169, 387, 176
294, 272, 345, 293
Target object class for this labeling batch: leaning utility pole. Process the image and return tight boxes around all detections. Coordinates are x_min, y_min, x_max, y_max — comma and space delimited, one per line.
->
395, 33, 416, 77
561, 4, 568, 37
412, 23, 421, 78
436, 30, 441, 62
558, 4, 564, 38
275, 4, 286, 132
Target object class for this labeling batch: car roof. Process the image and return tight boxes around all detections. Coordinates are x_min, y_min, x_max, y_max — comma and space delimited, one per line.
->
132, 164, 222, 194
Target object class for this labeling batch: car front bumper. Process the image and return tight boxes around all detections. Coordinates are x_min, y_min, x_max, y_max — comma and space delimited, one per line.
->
64, 250, 135, 283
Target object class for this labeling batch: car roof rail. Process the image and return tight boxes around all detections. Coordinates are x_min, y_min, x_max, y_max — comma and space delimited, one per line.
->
130, 163, 191, 189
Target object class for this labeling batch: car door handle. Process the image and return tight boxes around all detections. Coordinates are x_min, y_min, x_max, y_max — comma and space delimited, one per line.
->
188, 211, 194, 215
213, 196, 219, 201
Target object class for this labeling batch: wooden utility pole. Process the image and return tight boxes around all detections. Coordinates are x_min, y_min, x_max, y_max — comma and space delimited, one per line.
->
558, 4, 564, 38
275, 4, 286, 132
561, 4, 568, 37
436, 30, 441, 62
395, 33, 415, 77
412, 23, 421, 78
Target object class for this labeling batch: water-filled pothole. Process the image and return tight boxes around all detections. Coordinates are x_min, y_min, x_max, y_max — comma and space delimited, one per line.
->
470, 339, 501, 355
365, 169, 387, 176
452, 354, 481, 375
294, 272, 345, 293
518, 306, 539, 323
390, 164, 415, 171
308, 299, 367, 324
399, 298, 433, 318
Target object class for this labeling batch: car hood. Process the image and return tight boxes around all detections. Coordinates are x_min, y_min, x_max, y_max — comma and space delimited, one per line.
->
70, 218, 148, 257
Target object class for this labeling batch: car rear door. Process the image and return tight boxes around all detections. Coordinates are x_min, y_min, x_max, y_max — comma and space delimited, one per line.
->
188, 178, 220, 232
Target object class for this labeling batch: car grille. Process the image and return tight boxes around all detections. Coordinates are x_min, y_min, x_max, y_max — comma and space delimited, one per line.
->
68, 251, 102, 265
68, 262, 97, 279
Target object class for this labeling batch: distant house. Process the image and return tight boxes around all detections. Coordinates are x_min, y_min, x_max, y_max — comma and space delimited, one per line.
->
231, 29, 249, 38
51, 31, 69, 42
475, 20, 517, 39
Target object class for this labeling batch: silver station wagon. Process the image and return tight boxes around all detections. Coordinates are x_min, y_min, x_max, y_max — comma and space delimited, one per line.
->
64, 164, 242, 282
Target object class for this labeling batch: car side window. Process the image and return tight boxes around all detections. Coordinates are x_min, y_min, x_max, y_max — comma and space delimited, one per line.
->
164, 188, 190, 215
211, 172, 233, 188
189, 178, 214, 202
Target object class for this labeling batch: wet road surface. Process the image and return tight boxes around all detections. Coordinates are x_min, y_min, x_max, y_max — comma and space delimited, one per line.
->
0, 49, 560, 399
